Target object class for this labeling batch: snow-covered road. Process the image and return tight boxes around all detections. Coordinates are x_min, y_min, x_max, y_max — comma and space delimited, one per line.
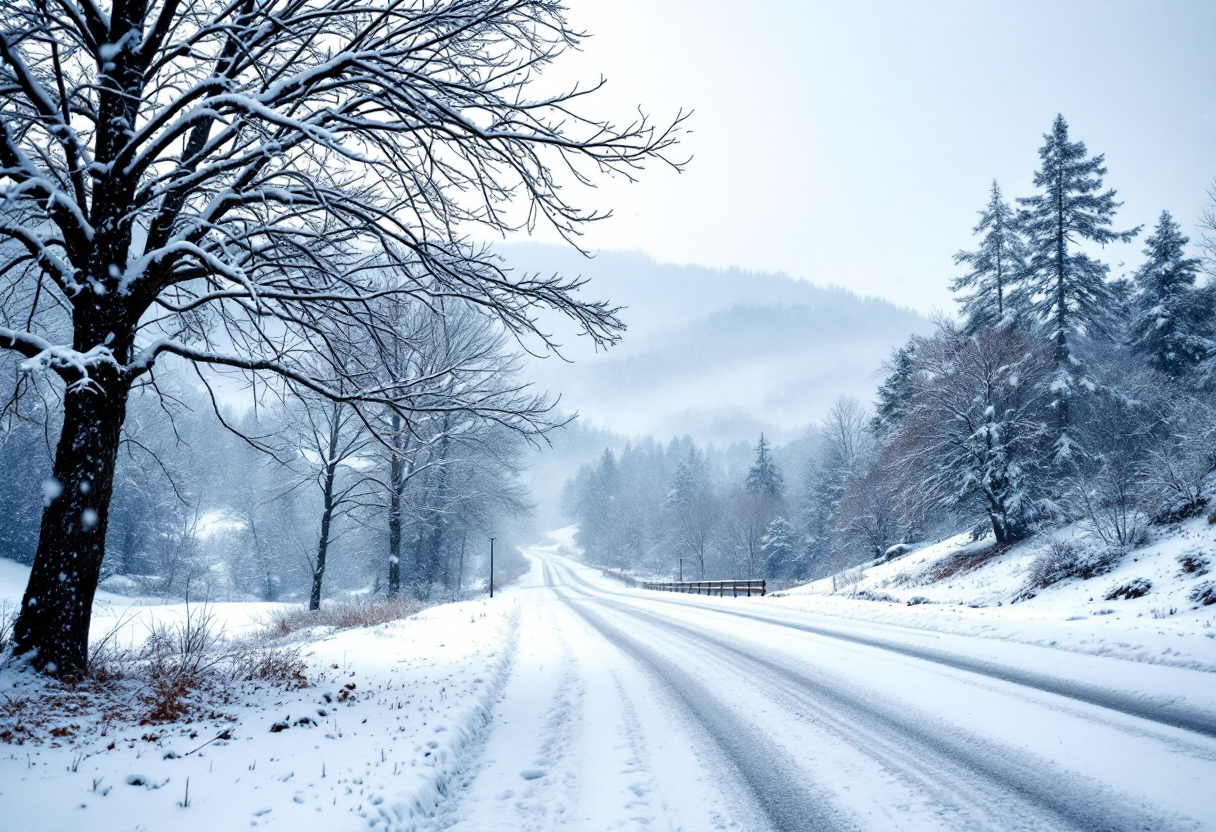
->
433, 550, 1216, 832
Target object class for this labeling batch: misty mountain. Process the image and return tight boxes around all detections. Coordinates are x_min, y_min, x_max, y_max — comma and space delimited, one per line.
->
500, 243, 933, 444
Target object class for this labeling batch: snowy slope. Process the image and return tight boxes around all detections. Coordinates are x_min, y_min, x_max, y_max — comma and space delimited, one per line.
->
775, 517, 1216, 672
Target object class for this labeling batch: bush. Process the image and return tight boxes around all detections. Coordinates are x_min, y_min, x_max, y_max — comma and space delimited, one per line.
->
1178, 553, 1211, 577
1104, 578, 1152, 600
1190, 581, 1216, 606
1027, 540, 1122, 589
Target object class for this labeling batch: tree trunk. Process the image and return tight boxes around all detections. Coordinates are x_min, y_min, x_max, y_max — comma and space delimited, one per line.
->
388, 415, 403, 594
12, 374, 129, 677
310, 466, 337, 611
1054, 177, 1070, 437
310, 415, 342, 611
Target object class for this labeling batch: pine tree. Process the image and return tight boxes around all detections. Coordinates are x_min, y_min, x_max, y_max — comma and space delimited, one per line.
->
1128, 211, 1212, 376
745, 435, 785, 500
871, 340, 918, 436
760, 516, 798, 579
667, 447, 709, 507
1017, 114, 1140, 455
952, 181, 1028, 332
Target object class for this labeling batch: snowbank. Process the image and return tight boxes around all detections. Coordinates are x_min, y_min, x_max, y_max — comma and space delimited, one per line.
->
773, 517, 1216, 671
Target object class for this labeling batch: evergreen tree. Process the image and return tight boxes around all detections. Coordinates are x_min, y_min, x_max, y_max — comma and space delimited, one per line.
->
952, 181, 1029, 332
760, 516, 798, 579
1128, 211, 1212, 376
1017, 114, 1140, 455
667, 447, 709, 507
745, 435, 785, 500
871, 340, 918, 436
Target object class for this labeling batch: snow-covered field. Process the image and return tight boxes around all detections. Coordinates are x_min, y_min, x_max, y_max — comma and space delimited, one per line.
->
2, 520, 1214, 831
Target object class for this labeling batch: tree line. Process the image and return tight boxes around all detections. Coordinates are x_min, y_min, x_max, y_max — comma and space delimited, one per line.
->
1, 303, 532, 607
565, 115, 1216, 584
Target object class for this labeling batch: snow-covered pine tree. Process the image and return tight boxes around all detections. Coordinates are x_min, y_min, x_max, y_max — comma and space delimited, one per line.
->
760, 516, 798, 579
668, 447, 709, 507
871, 340, 918, 436
1017, 115, 1140, 457
1128, 211, 1212, 376
952, 181, 1029, 332
745, 435, 785, 500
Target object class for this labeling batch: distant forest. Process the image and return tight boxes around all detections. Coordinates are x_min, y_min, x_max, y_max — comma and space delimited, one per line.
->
565, 115, 1216, 585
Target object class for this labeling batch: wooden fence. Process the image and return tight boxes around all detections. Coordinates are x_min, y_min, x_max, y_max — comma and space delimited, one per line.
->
641, 579, 766, 597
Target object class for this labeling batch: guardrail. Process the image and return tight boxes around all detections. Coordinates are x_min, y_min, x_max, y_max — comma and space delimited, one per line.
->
641, 579, 766, 597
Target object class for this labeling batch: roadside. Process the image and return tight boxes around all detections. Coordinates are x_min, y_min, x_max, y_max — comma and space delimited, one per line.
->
0, 561, 525, 832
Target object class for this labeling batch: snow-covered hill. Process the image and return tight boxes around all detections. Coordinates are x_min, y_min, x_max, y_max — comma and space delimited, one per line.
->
774, 516, 1216, 671
501, 243, 932, 443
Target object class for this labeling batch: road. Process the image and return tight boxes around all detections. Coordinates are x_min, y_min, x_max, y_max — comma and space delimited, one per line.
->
430, 550, 1216, 832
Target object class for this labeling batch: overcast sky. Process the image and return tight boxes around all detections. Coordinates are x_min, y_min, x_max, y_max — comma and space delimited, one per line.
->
510, 0, 1216, 314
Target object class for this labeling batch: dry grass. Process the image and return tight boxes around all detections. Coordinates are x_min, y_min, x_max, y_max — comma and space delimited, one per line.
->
0, 601, 15, 654
261, 594, 423, 639
2, 601, 308, 746
922, 541, 1011, 584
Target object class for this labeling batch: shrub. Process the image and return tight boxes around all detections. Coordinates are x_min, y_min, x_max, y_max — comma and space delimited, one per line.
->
1190, 581, 1216, 606
1178, 553, 1211, 577
1104, 578, 1152, 600
1027, 540, 1122, 589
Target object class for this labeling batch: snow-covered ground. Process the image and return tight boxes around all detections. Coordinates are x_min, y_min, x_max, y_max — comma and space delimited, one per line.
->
2, 520, 1215, 831
0, 560, 523, 832
773, 516, 1216, 672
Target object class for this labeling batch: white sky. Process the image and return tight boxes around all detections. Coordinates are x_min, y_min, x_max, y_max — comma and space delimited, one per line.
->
509, 0, 1216, 314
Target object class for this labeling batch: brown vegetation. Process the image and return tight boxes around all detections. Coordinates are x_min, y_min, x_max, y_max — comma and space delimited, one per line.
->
261, 595, 424, 639
2, 603, 307, 746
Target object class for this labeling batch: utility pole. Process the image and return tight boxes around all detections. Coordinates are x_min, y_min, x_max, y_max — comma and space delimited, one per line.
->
489, 537, 495, 598
679, 557, 684, 582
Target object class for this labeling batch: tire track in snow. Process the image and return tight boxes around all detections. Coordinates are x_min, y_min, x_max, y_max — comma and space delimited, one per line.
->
432, 592, 583, 831
560, 592, 856, 832
553, 554, 1216, 739
585, 591, 1199, 832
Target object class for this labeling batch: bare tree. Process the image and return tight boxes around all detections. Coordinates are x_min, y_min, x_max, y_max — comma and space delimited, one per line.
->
0, 0, 683, 675
279, 395, 377, 610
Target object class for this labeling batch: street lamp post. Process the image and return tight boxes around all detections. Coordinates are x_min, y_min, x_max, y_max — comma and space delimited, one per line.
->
489, 537, 495, 599
679, 557, 684, 582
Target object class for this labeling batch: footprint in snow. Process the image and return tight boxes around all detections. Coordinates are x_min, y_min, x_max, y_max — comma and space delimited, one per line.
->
519, 768, 546, 780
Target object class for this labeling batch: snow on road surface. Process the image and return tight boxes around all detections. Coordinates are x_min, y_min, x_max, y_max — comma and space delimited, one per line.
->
4, 544, 1215, 831
435, 547, 1216, 832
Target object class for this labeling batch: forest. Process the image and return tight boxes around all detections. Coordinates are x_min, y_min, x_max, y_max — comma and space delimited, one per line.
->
0, 307, 535, 606
564, 115, 1216, 586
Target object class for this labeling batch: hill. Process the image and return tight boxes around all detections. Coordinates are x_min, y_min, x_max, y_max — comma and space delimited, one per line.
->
500, 243, 933, 443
